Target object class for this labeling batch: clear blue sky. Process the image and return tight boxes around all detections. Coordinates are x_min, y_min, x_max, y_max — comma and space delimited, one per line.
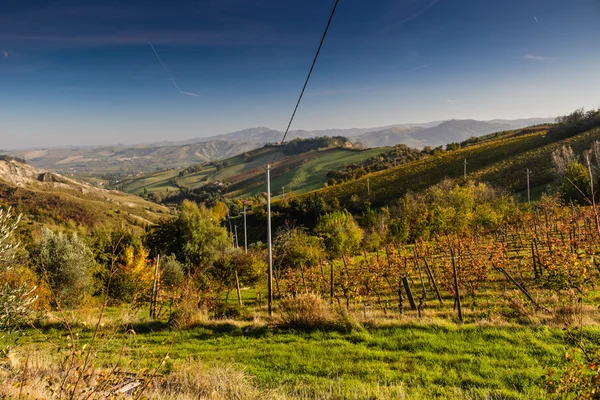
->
1, 0, 599, 149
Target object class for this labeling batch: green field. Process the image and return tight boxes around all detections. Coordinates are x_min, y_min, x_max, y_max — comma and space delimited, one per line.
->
1, 307, 585, 399
119, 145, 389, 199
246, 147, 389, 198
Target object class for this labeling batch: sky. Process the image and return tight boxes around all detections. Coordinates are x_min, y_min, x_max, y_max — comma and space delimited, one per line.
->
1, 0, 599, 149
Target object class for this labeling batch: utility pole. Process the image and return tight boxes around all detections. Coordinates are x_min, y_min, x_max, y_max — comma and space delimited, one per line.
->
463, 159, 467, 180
282, 185, 285, 197
150, 254, 160, 319
243, 206, 247, 254
234, 225, 239, 248
526, 168, 531, 204
266, 164, 273, 316
228, 213, 233, 246
367, 177, 370, 196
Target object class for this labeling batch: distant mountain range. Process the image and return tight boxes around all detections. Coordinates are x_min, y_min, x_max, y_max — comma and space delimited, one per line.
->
7, 117, 553, 174
189, 118, 552, 148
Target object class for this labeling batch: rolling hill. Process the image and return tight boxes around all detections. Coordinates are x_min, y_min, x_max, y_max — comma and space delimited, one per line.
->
117, 140, 389, 200
8, 140, 260, 177
297, 125, 600, 210
7, 118, 552, 176
0, 157, 171, 231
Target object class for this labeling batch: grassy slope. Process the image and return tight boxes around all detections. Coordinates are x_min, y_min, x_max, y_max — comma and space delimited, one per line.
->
302, 127, 600, 207
120, 125, 600, 205
267, 147, 389, 198
0, 178, 171, 231
119, 169, 181, 194
5, 315, 585, 399
229, 147, 389, 199
119, 147, 279, 195
120, 146, 389, 199
473, 127, 600, 192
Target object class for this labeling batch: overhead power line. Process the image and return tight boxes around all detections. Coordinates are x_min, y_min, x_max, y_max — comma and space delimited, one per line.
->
272, 0, 341, 163
265, 0, 341, 316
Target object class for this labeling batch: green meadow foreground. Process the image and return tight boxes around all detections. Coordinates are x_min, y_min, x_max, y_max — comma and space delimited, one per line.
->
2, 305, 597, 400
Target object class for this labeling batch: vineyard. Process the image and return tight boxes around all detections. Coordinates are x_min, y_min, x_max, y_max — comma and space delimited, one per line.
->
303, 126, 600, 209
301, 131, 548, 208
274, 201, 599, 328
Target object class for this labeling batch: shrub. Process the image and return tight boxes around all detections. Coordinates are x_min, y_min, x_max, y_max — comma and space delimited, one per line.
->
278, 293, 336, 329
0, 283, 37, 331
160, 254, 185, 292
109, 245, 153, 303
315, 210, 363, 258
0, 207, 38, 330
0, 207, 21, 265
168, 294, 208, 330
31, 229, 96, 308
560, 161, 592, 204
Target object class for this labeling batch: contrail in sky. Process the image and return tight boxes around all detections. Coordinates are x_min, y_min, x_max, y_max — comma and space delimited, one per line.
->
533, 16, 539, 24
379, 0, 439, 34
149, 42, 201, 97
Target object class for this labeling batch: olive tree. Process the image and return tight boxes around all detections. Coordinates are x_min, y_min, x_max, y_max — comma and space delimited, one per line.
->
32, 229, 96, 308
0, 208, 37, 331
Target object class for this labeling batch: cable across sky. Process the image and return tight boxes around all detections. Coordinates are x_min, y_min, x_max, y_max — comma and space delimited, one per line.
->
271, 0, 341, 164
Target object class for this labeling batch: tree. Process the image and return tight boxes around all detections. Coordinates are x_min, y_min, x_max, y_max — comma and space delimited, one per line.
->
0, 208, 37, 331
274, 225, 325, 271
31, 229, 96, 308
146, 200, 229, 271
160, 254, 185, 293
360, 207, 389, 250
180, 201, 229, 268
560, 161, 591, 204
211, 248, 263, 303
315, 211, 363, 259
552, 145, 577, 177
110, 245, 153, 303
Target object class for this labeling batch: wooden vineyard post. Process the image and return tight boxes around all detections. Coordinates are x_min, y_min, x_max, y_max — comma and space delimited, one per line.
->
398, 282, 404, 315
494, 264, 550, 313
531, 243, 539, 281
330, 261, 334, 304
414, 247, 427, 318
450, 247, 463, 323
150, 254, 160, 319
423, 257, 443, 305
402, 277, 417, 311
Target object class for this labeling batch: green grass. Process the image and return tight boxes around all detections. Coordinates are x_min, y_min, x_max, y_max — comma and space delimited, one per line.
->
120, 146, 390, 199
265, 147, 390, 199
5, 316, 585, 399
119, 169, 182, 194
164, 324, 562, 399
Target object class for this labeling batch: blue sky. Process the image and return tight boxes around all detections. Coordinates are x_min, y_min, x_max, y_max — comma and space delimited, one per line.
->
1, 0, 599, 149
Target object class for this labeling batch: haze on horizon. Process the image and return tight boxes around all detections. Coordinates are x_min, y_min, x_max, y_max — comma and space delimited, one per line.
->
1, 0, 599, 150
